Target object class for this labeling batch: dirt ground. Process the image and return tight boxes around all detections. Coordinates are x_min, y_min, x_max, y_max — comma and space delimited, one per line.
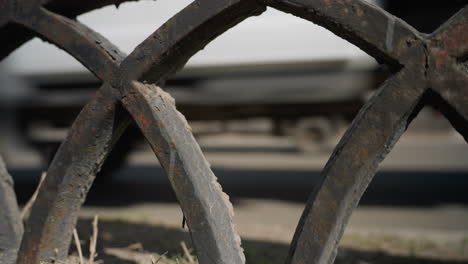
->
73, 199, 468, 264
70, 131, 468, 264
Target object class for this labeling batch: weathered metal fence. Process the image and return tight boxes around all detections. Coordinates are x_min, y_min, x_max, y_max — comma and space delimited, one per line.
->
0, 0, 466, 263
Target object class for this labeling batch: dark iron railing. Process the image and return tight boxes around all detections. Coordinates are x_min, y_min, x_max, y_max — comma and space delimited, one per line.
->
0, 0, 466, 263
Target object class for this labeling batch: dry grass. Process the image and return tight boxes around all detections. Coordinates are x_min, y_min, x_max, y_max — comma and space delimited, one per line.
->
69, 216, 468, 264
70, 215, 101, 264
20, 171, 46, 220
89, 216, 99, 264
104, 243, 197, 264
70, 216, 198, 264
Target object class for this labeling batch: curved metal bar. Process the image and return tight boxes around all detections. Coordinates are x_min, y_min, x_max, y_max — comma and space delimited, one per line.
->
122, 81, 244, 264
17, 84, 132, 264
120, 0, 266, 86
430, 68, 468, 142
0, 0, 139, 61
15, 1, 264, 263
431, 5, 467, 57
427, 6, 468, 139
0, 156, 23, 264
430, 66, 468, 125
423, 88, 468, 145
5, 1, 464, 264
17, 7, 124, 81
262, 0, 421, 68
286, 69, 426, 264
13, 4, 133, 263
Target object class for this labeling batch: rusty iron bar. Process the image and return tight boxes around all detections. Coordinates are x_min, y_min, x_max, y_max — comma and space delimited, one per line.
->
16, 85, 131, 264
263, 0, 421, 69
0, 156, 23, 264
11, 4, 129, 262
3, 0, 264, 263
0, 0, 466, 264
19, 7, 126, 80
428, 7, 468, 125
0, 0, 141, 60
252, 2, 467, 264
121, 82, 247, 263
119, 0, 265, 84
284, 69, 427, 263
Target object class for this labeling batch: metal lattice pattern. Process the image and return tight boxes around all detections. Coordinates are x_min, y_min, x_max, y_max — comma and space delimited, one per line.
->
0, 0, 466, 264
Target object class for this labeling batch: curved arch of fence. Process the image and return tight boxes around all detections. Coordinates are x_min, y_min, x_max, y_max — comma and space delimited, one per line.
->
0, 1, 466, 264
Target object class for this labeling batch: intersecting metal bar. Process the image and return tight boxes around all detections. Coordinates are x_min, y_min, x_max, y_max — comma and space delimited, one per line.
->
122, 82, 244, 264
14, 1, 265, 263
263, 0, 421, 67
430, 68, 468, 126
432, 6, 468, 57
17, 85, 131, 264
427, 6, 468, 138
116, 4, 268, 260
14, 6, 130, 262
121, 0, 266, 85
0, 156, 23, 264
287, 69, 426, 264
1, 1, 466, 264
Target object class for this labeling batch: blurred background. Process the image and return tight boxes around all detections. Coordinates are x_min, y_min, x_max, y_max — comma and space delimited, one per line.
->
1, 0, 468, 263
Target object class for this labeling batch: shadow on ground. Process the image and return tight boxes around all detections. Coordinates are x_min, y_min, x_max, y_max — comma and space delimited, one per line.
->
73, 218, 468, 264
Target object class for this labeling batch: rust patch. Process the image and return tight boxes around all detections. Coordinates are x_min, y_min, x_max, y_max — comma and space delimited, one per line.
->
135, 113, 152, 130
434, 48, 449, 68
353, 147, 369, 168
440, 23, 468, 52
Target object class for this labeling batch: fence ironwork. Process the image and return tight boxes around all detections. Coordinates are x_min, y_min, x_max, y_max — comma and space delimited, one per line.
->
0, 0, 466, 263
